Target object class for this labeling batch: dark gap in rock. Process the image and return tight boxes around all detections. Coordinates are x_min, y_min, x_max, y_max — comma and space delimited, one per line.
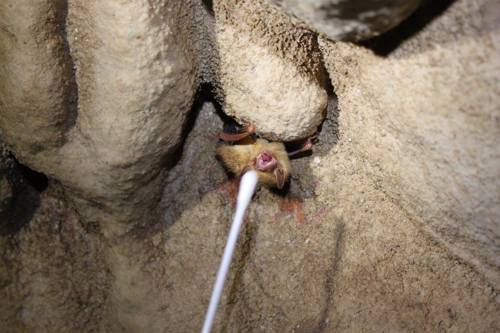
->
361, 0, 456, 56
190, 82, 240, 139
0, 155, 45, 235
281, 41, 340, 200
57, 0, 79, 133
201, 0, 214, 15
270, 180, 291, 197
162, 82, 218, 170
202, 86, 237, 129
12, 157, 48, 192
161, 82, 227, 228
1, 181, 41, 235
312, 35, 340, 150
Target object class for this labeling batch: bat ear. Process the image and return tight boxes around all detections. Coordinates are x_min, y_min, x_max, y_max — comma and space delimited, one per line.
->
274, 167, 286, 189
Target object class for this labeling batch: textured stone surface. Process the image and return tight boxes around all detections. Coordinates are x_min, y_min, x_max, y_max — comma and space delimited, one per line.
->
0, 0, 197, 235
0, 0, 76, 153
319, 0, 500, 290
322, 2, 500, 288
266, 0, 423, 41
211, 0, 328, 141
3, 100, 499, 332
0, 191, 108, 332
0, 0, 499, 332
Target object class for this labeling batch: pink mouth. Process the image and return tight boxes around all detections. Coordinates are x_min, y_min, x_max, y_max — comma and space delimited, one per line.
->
256, 150, 277, 171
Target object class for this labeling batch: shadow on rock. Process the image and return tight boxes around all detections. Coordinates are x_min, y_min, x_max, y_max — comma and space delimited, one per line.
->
1, 156, 48, 235
362, 0, 457, 56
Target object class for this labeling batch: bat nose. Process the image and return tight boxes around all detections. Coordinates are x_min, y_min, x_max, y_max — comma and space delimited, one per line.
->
261, 151, 273, 162
256, 150, 277, 171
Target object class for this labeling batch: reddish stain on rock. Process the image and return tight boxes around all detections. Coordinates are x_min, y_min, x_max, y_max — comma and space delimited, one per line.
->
278, 196, 305, 224
217, 178, 240, 208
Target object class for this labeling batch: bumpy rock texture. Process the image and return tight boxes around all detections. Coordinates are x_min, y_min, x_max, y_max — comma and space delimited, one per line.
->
0, 0, 197, 236
319, 0, 500, 289
1, 0, 499, 332
210, 0, 328, 141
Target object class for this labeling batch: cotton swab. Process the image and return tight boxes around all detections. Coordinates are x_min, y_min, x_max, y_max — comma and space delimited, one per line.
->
201, 171, 258, 333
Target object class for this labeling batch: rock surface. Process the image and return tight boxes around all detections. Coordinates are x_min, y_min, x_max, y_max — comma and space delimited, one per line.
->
0, 0, 76, 153
0, 0, 197, 236
211, 0, 328, 141
319, 0, 500, 289
0, 0, 499, 332
266, 0, 422, 41
2, 99, 498, 332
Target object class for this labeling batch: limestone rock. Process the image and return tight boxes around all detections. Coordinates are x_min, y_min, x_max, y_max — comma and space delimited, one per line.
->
0, 0, 76, 153
212, 0, 328, 141
266, 0, 423, 41
319, 0, 500, 289
0, 0, 197, 235
1, 0, 500, 331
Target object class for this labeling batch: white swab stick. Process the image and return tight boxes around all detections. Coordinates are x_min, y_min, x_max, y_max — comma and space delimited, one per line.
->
201, 171, 258, 333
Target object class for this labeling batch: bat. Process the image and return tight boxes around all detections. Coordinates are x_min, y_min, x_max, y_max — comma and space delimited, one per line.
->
216, 122, 313, 189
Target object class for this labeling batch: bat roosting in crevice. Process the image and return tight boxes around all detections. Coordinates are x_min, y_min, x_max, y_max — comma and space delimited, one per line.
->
216, 122, 313, 189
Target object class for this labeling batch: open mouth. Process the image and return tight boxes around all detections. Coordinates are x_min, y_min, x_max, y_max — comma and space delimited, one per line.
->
256, 150, 277, 171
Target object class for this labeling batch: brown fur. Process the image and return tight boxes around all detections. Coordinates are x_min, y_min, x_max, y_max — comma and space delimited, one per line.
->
216, 138, 291, 189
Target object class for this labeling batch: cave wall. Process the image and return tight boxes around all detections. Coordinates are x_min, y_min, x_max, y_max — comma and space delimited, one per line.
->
0, 0, 499, 332
0, 0, 198, 237
320, 0, 500, 290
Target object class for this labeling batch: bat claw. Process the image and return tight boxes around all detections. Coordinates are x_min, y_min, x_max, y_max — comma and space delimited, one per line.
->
287, 136, 315, 158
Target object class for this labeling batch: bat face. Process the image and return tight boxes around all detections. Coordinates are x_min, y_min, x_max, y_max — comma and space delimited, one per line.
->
255, 150, 277, 171
216, 122, 312, 190
216, 139, 291, 189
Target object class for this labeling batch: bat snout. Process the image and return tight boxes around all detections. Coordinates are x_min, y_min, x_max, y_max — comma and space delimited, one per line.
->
256, 150, 277, 171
